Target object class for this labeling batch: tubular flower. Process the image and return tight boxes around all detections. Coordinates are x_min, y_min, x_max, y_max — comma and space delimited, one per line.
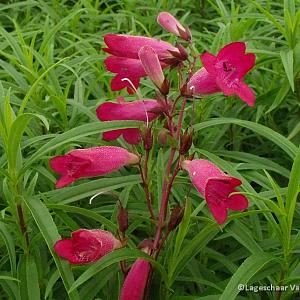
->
157, 12, 191, 41
96, 98, 161, 144
54, 229, 121, 265
138, 46, 166, 92
181, 159, 248, 224
187, 42, 256, 106
50, 146, 139, 188
103, 34, 180, 93
119, 258, 151, 300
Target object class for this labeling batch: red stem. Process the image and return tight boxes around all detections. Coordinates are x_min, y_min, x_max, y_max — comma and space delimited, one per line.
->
138, 161, 155, 219
153, 98, 187, 251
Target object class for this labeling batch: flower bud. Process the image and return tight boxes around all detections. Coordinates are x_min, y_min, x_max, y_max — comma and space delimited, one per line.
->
138, 239, 154, 251
157, 12, 191, 41
180, 83, 193, 97
168, 205, 185, 232
176, 43, 188, 61
179, 129, 193, 155
138, 46, 165, 91
158, 129, 169, 146
159, 78, 170, 95
141, 126, 153, 151
118, 205, 129, 234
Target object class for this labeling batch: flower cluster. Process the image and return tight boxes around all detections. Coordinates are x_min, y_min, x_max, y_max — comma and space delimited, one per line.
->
50, 11, 254, 299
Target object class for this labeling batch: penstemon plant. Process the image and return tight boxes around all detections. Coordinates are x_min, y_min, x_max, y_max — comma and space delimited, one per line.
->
49, 11, 256, 300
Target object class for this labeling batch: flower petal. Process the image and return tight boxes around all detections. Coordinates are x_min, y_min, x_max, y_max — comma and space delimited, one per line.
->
217, 42, 246, 61
234, 81, 256, 106
54, 229, 121, 265
139, 46, 165, 89
187, 68, 221, 95
103, 34, 178, 59
104, 56, 146, 93
111, 74, 140, 94
54, 239, 77, 263
50, 147, 139, 188
205, 176, 242, 223
200, 52, 217, 74
227, 193, 249, 211
181, 159, 223, 195
237, 53, 256, 79
157, 12, 186, 37
122, 128, 142, 144
55, 175, 76, 189
208, 202, 228, 224
96, 100, 159, 122
102, 130, 123, 141
119, 259, 151, 300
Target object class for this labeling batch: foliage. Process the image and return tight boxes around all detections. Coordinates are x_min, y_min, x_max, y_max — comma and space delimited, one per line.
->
0, 0, 300, 299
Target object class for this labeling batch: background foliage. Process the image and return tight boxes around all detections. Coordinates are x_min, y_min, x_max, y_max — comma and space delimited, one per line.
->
0, 0, 300, 299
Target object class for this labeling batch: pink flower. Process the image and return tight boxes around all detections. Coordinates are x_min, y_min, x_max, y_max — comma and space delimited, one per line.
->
119, 259, 151, 300
187, 42, 256, 106
138, 46, 166, 92
54, 229, 121, 265
50, 146, 140, 188
181, 159, 248, 224
103, 34, 180, 93
157, 12, 191, 41
96, 98, 161, 144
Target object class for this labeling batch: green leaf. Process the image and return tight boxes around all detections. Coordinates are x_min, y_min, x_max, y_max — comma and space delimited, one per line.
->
18, 57, 70, 115
286, 147, 300, 250
194, 118, 298, 159
280, 49, 294, 91
0, 276, 19, 282
250, 0, 286, 37
226, 222, 263, 254
170, 224, 219, 284
0, 221, 16, 276
266, 79, 291, 114
173, 198, 192, 261
26, 256, 40, 300
7, 114, 33, 172
23, 196, 80, 300
219, 254, 277, 300
44, 174, 141, 204
7, 113, 49, 173
46, 204, 117, 231
69, 248, 168, 292
39, 9, 86, 55
23, 120, 141, 170
44, 269, 60, 300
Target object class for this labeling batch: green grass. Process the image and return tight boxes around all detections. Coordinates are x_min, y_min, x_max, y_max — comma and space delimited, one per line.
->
0, 0, 300, 299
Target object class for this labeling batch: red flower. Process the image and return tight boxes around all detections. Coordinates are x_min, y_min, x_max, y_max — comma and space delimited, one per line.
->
157, 12, 191, 41
187, 42, 256, 106
96, 98, 160, 144
119, 258, 151, 300
103, 34, 179, 93
50, 146, 140, 188
138, 46, 165, 91
54, 229, 121, 264
182, 159, 248, 224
